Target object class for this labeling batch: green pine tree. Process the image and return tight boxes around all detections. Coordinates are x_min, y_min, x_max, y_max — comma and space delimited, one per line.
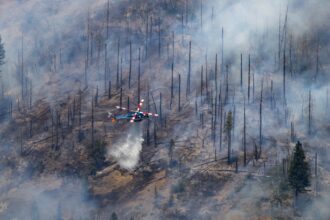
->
288, 141, 310, 196
111, 211, 118, 220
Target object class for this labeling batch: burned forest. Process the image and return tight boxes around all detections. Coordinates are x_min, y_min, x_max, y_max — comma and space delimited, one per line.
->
1, 0, 330, 219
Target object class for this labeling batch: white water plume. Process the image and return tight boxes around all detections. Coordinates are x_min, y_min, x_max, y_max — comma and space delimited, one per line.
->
110, 125, 144, 170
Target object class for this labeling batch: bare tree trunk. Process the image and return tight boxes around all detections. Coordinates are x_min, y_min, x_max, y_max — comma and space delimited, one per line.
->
120, 87, 123, 108
185, 0, 188, 25
186, 41, 191, 98
127, 96, 130, 112
219, 93, 223, 151
20, 127, 23, 155
243, 97, 246, 166
56, 111, 59, 150
315, 40, 319, 81
240, 53, 243, 88
106, 0, 110, 39
172, 32, 175, 63
205, 54, 208, 98
147, 87, 150, 145
289, 34, 293, 78
214, 96, 217, 160
270, 80, 274, 108
158, 21, 161, 58
129, 41, 132, 89
145, 15, 149, 59
178, 74, 181, 112
308, 90, 312, 135
104, 43, 108, 93
221, 28, 224, 72
21, 34, 24, 101
29, 80, 32, 109
95, 86, 98, 106
248, 54, 251, 103
283, 46, 286, 104
225, 65, 229, 105
91, 99, 94, 148
200, 0, 203, 31
159, 92, 162, 123
291, 121, 295, 142
79, 90, 82, 141
108, 81, 111, 99
170, 62, 174, 109
215, 54, 218, 95
138, 48, 141, 103
259, 80, 263, 159
116, 40, 120, 90
120, 57, 123, 88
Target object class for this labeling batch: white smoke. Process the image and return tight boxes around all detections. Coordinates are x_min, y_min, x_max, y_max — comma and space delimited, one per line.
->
110, 125, 144, 170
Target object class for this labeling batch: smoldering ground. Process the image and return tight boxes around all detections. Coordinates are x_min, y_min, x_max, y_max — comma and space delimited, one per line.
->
1, 0, 330, 219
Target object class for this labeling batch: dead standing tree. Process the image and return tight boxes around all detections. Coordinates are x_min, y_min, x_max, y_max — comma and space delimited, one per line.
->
178, 74, 181, 112
225, 111, 233, 164
170, 62, 174, 109
91, 98, 95, 148
308, 90, 312, 135
129, 41, 132, 89
259, 80, 263, 159
248, 54, 251, 103
186, 41, 191, 98
116, 40, 120, 90
243, 97, 247, 166
138, 48, 141, 103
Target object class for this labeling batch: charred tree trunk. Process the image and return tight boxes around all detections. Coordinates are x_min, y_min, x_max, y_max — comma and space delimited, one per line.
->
138, 48, 141, 103
308, 90, 312, 135
248, 54, 251, 103
172, 32, 175, 63
145, 15, 149, 59
200, 0, 203, 31
225, 65, 229, 105
127, 96, 130, 112
147, 88, 150, 145
215, 54, 218, 95
159, 92, 162, 123
186, 41, 191, 98
120, 87, 123, 108
291, 121, 295, 142
243, 97, 247, 166
170, 62, 174, 109
259, 80, 263, 159
91, 99, 94, 148
106, 0, 110, 39
221, 28, 224, 73
283, 47, 286, 104
108, 81, 111, 99
104, 43, 108, 93
219, 93, 223, 151
129, 41, 132, 89
116, 40, 120, 90
158, 21, 161, 58
178, 74, 181, 112
200, 65, 203, 98
95, 86, 98, 106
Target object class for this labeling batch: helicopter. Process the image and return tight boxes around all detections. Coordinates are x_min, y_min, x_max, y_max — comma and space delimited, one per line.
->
108, 99, 159, 123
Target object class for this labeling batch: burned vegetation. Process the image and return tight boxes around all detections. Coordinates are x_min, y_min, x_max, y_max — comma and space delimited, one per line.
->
0, 0, 330, 219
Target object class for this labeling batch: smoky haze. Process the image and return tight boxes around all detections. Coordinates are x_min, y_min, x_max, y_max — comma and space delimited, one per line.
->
0, 0, 330, 219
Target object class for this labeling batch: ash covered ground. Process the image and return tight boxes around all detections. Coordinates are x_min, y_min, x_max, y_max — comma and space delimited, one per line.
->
0, 0, 330, 219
